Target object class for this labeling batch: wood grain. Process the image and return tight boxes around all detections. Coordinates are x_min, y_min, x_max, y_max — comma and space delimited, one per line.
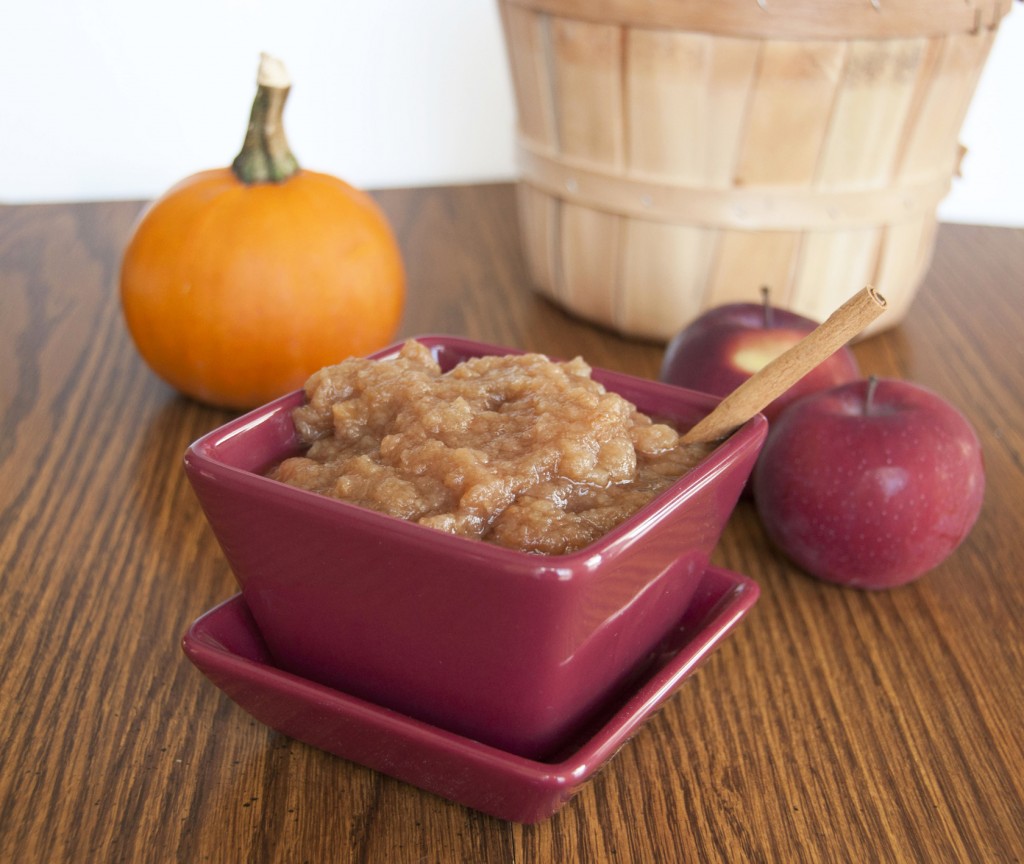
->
1, 186, 1022, 862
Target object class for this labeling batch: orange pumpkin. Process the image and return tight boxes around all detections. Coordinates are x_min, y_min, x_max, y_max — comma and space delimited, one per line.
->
120, 54, 405, 410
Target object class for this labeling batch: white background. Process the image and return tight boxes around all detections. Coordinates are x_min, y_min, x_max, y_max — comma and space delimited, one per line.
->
2, 1, 1021, 226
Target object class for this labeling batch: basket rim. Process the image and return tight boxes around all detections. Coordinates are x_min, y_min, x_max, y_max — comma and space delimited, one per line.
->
499, 0, 1013, 40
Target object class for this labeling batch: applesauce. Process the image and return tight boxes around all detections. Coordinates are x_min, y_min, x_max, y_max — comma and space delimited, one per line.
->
269, 339, 711, 554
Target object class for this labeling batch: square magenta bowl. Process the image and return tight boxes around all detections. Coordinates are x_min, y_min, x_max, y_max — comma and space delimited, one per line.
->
183, 335, 767, 759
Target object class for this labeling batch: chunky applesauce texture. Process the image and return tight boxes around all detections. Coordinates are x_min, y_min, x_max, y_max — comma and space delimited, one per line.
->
269, 339, 711, 554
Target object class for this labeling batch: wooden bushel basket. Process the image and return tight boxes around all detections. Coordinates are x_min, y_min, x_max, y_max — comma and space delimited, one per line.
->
498, 0, 1013, 339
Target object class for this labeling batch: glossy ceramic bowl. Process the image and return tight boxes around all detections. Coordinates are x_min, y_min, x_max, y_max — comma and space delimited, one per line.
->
184, 335, 767, 759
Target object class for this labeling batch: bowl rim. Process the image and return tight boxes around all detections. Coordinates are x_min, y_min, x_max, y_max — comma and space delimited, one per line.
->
184, 334, 767, 570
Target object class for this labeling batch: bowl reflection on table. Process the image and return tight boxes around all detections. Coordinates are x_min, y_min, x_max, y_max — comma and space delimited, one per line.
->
183, 335, 767, 759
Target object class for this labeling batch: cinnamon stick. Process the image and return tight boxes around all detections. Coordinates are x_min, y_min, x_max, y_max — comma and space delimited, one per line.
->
681, 286, 887, 444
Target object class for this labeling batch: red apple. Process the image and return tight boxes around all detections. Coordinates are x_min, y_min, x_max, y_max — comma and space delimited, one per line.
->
752, 377, 985, 589
660, 299, 860, 423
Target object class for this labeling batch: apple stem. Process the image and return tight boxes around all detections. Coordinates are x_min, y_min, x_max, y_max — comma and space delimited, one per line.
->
865, 375, 879, 416
760, 285, 775, 328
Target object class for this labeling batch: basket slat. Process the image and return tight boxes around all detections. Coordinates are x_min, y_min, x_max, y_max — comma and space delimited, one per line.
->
500, 2, 558, 147
872, 217, 940, 323
896, 29, 998, 181
560, 203, 622, 322
706, 230, 804, 309
814, 38, 925, 189
617, 220, 717, 335
790, 226, 881, 320
515, 184, 560, 299
625, 31, 760, 185
735, 40, 848, 186
551, 18, 625, 166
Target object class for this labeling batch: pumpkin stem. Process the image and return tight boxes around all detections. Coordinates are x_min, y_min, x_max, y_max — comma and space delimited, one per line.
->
231, 53, 300, 184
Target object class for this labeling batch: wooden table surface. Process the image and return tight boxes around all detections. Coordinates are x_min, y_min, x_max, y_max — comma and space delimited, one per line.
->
2, 184, 1022, 863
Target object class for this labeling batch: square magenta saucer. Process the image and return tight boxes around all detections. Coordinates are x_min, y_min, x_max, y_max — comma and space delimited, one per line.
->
182, 566, 758, 823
